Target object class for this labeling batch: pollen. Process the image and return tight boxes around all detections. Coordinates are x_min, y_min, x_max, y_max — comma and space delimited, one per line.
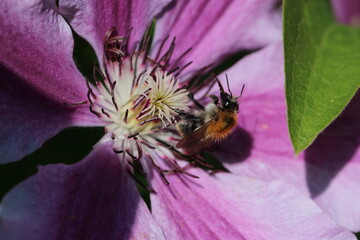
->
141, 71, 189, 126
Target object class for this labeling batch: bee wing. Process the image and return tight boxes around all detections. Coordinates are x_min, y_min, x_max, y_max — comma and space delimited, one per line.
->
176, 121, 213, 155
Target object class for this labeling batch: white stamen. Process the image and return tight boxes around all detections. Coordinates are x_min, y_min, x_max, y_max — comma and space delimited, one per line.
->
89, 55, 189, 170
140, 71, 189, 125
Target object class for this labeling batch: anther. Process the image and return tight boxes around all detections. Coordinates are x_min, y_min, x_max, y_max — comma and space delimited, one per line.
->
174, 61, 193, 77
89, 106, 101, 117
106, 36, 125, 45
102, 60, 114, 85
149, 59, 163, 75
132, 95, 146, 110
155, 35, 169, 61
128, 132, 140, 138
199, 78, 217, 101
162, 37, 176, 68
93, 66, 105, 85
148, 155, 169, 185
210, 169, 228, 175
101, 108, 110, 118
142, 36, 151, 64
137, 102, 152, 119
140, 23, 151, 51
185, 63, 214, 92
170, 47, 192, 70
126, 150, 137, 160
111, 81, 117, 91
164, 161, 200, 179
141, 141, 156, 149
132, 89, 150, 110
123, 109, 129, 123
122, 27, 133, 53
139, 117, 160, 125
112, 96, 118, 110
106, 48, 125, 57
63, 100, 88, 106
130, 43, 138, 70
193, 157, 214, 168
134, 139, 143, 161
183, 171, 200, 179
150, 46, 171, 74
104, 27, 116, 42
85, 79, 96, 98
113, 149, 124, 154
135, 69, 147, 87
87, 89, 95, 103
167, 66, 180, 75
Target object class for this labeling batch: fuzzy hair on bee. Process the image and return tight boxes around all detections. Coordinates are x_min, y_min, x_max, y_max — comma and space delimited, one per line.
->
176, 74, 244, 156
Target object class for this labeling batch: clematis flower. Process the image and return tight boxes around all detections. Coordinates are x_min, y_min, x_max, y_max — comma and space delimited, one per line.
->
0, 0, 356, 239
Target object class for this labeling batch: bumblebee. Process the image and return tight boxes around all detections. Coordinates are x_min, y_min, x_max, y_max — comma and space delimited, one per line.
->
176, 75, 244, 155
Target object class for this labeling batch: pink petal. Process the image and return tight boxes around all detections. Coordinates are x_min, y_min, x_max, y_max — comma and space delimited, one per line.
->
152, 0, 282, 75
0, 143, 166, 240
59, 0, 172, 62
0, 0, 102, 163
149, 168, 355, 240
216, 42, 360, 231
332, 0, 360, 25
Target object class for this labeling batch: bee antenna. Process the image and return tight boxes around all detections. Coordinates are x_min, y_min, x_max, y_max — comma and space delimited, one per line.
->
211, 73, 224, 93
236, 84, 245, 99
225, 73, 232, 97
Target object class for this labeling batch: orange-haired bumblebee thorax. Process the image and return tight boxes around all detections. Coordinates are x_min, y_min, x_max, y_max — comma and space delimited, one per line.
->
205, 109, 238, 141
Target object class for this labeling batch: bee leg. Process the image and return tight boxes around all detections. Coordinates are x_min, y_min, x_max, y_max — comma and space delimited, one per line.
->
188, 92, 205, 111
209, 94, 219, 105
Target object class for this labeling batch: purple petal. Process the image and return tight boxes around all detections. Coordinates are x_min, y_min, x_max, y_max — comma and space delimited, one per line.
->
0, 0, 103, 163
0, 0, 91, 105
332, 0, 360, 25
0, 143, 166, 240
59, 0, 172, 62
0, 75, 68, 164
152, 0, 282, 75
0, 65, 102, 164
216, 43, 360, 231
149, 168, 355, 240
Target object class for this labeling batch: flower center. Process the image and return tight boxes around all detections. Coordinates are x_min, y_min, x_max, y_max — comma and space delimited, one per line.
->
86, 28, 195, 184
90, 58, 188, 139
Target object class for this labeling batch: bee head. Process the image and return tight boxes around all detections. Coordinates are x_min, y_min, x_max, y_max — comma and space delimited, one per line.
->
213, 73, 240, 112
220, 92, 239, 112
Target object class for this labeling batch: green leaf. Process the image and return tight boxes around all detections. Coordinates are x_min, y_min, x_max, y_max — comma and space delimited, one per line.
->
283, 0, 360, 155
